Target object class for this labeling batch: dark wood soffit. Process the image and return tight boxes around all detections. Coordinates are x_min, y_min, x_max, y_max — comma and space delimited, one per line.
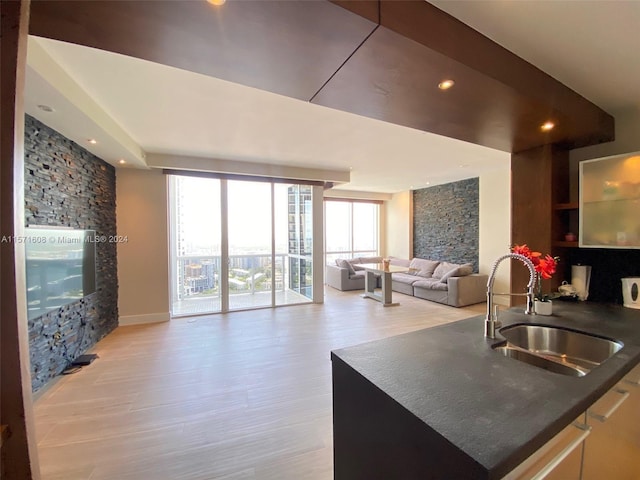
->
28, 0, 377, 101
311, 26, 587, 153
377, 1, 614, 148
29, 0, 614, 154
330, 0, 379, 24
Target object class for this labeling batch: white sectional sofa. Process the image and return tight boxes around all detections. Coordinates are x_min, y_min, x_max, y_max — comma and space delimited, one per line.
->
388, 257, 487, 307
325, 256, 383, 291
325, 256, 487, 307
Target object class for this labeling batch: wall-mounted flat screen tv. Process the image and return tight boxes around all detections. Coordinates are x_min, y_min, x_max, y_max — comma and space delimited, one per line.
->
25, 227, 97, 320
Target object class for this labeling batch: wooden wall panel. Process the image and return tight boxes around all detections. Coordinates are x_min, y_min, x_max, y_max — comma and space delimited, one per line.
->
511, 145, 568, 300
0, 0, 41, 478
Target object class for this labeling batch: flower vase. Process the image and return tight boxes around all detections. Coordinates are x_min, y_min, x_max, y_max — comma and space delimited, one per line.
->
535, 299, 553, 316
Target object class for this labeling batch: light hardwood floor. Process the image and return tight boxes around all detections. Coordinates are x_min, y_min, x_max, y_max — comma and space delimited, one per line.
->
34, 288, 486, 480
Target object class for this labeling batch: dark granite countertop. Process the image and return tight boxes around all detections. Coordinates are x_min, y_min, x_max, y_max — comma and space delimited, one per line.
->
331, 301, 640, 479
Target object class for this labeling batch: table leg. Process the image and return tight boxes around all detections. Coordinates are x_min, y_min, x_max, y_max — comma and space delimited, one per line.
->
365, 270, 377, 297
381, 271, 399, 307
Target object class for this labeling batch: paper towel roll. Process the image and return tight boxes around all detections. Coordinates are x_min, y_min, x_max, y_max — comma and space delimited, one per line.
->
571, 265, 592, 301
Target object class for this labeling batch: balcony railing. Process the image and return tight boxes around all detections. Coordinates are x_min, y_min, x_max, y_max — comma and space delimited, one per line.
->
172, 253, 312, 315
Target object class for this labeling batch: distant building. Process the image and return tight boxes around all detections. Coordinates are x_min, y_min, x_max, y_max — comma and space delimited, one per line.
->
183, 259, 216, 295
287, 185, 313, 298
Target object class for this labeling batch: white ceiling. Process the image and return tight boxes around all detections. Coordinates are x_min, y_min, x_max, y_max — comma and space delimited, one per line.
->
23, 1, 640, 194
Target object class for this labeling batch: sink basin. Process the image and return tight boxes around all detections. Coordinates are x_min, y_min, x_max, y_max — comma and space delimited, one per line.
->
493, 345, 586, 377
493, 324, 623, 376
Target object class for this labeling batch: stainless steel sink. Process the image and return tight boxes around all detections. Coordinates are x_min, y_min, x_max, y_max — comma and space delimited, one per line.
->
493, 324, 623, 376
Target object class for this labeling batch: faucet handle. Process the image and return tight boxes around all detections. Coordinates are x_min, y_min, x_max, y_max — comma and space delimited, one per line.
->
493, 305, 502, 329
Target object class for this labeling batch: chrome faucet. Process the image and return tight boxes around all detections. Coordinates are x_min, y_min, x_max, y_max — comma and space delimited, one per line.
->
485, 253, 536, 339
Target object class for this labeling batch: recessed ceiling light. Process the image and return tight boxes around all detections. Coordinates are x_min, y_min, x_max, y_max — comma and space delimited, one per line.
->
207, 0, 226, 5
540, 121, 555, 132
438, 80, 455, 90
88, 139, 97, 144
37, 104, 54, 113
459, 164, 469, 168
118, 159, 126, 165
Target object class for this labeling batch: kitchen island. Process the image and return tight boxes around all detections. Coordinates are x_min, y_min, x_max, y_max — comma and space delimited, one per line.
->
331, 301, 640, 479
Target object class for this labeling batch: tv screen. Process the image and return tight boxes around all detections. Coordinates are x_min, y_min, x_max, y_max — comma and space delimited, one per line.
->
25, 227, 96, 320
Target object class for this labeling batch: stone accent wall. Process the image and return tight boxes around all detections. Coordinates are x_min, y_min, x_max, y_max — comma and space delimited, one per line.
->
413, 178, 479, 272
24, 115, 118, 392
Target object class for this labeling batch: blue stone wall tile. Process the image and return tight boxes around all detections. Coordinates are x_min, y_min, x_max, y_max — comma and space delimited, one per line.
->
413, 178, 479, 272
24, 115, 118, 392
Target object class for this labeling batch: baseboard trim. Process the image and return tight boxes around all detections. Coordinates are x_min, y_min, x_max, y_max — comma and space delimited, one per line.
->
119, 312, 170, 326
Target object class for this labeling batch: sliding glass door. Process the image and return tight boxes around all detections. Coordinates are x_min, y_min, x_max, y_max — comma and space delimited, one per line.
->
169, 175, 313, 316
169, 176, 222, 316
227, 180, 273, 310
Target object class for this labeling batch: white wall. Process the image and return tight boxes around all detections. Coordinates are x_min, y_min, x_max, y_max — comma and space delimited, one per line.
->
116, 168, 170, 325
479, 168, 512, 305
385, 191, 412, 259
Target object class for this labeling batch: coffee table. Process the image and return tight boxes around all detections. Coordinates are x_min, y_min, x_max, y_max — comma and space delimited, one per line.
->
358, 263, 410, 307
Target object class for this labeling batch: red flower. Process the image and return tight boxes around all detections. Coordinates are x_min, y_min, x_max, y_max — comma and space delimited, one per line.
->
537, 255, 558, 279
511, 244, 558, 278
511, 244, 541, 266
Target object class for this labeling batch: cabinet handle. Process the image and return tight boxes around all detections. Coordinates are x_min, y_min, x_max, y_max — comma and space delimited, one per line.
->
588, 388, 630, 422
624, 377, 640, 387
530, 422, 591, 480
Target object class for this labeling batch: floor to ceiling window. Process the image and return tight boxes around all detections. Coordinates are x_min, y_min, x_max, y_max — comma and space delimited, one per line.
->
324, 199, 380, 264
170, 176, 222, 316
169, 175, 314, 317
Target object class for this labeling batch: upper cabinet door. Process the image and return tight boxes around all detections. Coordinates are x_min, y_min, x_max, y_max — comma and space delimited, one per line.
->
580, 151, 640, 249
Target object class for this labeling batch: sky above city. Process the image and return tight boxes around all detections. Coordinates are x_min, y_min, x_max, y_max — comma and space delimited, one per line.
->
177, 177, 292, 255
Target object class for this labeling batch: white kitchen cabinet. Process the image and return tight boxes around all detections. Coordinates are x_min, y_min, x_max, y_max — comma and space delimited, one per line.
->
580, 151, 640, 249
503, 363, 640, 480
502, 414, 589, 480
582, 363, 640, 480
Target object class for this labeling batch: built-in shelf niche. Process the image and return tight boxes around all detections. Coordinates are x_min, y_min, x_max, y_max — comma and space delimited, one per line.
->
552, 202, 579, 248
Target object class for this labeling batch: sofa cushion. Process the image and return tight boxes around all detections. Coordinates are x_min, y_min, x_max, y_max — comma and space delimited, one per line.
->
413, 279, 448, 291
389, 256, 410, 267
358, 256, 383, 265
409, 258, 440, 278
336, 258, 356, 276
392, 272, 420, 285
352, 256, 382, 271
433, 262, 474, 283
